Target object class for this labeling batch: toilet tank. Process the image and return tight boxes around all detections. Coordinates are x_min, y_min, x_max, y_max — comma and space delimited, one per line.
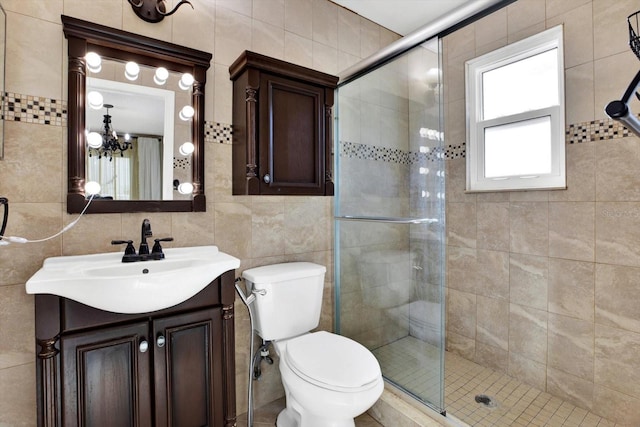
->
242, 262, 326, 341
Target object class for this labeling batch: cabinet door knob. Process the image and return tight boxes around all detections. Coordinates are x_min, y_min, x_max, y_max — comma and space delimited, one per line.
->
156, 335, 166, 348
263, 173, 271, 184
139, 339, 149, 353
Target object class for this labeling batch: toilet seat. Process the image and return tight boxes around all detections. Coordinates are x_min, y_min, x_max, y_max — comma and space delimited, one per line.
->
283, 331, 381, 393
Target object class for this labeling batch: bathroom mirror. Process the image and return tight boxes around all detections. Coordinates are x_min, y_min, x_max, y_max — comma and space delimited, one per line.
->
62, 15, 212, 213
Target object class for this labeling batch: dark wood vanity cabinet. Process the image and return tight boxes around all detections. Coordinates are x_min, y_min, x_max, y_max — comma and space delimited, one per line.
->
229, 51, 339, 196
35, 271, 236, 427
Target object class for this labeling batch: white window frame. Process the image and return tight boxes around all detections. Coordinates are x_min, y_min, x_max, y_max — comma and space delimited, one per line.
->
465, 25, 565, 192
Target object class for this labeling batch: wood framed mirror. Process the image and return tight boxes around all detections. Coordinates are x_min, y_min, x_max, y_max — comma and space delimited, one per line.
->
62, 15, 211, 213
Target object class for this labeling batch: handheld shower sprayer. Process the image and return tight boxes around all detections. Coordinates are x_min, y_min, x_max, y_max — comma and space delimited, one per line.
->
606, 10, 640, 137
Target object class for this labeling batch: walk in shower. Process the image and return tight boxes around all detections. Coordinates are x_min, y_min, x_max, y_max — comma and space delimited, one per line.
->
334, 36, 446, 413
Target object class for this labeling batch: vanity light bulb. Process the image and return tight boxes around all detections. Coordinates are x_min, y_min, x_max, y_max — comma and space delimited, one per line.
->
124, 133, 131, 141
179, 142, 195, 156
85, 52, 102, 73
179, 73, 194, 90
154, 67, 169, 85
87, 132, 103, 149
179, 105, 195, 121
419, 167, 429, 175
419, 146, 429, 153
125, 61, 140, 81
177, 182, 194, 195
84, 181, 101, 196
87, 91, 104, 110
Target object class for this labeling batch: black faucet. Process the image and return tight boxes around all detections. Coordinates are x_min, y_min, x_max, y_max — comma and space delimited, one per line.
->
139, 218, 152, 256
112, 219, 173, 262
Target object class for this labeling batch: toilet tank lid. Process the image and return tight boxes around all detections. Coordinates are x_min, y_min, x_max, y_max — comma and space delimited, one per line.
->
242, 262, 326, 284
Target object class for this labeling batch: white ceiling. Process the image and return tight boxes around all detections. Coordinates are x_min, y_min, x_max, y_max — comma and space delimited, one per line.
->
331, 0, 476, 35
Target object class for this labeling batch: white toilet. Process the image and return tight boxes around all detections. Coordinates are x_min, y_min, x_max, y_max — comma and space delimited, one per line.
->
242, 262, 384, 427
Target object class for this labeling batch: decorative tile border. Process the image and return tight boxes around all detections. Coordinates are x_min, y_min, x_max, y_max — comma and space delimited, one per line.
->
3, 93, 67, 126
205, 122, 232, 144
566, 118, 633, 144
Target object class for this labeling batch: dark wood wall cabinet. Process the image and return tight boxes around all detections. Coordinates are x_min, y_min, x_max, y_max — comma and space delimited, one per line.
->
229, 51, 339, 196
34, 271, 236, 427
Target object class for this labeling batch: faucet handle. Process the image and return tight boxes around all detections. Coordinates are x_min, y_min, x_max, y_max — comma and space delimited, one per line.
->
111, 239, 136, 255
151, 237, 174, 258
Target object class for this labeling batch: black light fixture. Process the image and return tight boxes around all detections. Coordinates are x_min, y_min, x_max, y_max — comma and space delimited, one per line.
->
87, 104, 133, 161
128, 0, 193, 23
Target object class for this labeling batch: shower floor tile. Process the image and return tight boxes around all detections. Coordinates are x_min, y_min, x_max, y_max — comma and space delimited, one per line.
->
373, 337, 623, 427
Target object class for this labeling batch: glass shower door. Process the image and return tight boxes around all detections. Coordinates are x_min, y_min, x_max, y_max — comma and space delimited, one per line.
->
335, 38, 446, 412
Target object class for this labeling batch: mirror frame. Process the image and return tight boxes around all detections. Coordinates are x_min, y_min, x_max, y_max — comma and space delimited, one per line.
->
62, 15, 212, 213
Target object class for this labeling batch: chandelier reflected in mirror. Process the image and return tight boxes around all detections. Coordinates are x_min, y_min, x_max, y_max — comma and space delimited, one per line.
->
86, 104, 133, 161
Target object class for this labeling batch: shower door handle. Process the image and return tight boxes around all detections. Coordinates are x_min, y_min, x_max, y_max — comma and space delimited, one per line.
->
336, 215, 439, 224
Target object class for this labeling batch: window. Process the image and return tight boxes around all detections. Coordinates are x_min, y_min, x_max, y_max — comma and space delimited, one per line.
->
465, 25, 565, 192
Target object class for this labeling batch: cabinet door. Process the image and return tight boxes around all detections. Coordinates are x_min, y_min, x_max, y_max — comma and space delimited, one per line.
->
60, 322, 152, 427
153, 308, 223, 427
258, 73, 327, 195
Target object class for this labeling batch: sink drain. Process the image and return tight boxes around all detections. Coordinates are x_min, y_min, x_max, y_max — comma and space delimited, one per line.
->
475, 394, 497, 408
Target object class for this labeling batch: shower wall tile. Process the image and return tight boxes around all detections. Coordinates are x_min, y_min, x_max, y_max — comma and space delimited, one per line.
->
548, 202, 595, 261
447, 246, 477, 294
447, 289, 476, 339
506, 0, 546, 37
0, 285, 34, 370
545, 0, 590, 19
546, 367, 594, 412
507, 22, 546, 44
547, 313, 594, 381
595, 263, 640, 334
508, 351, 546, 390
509, 253, 548, 311
593, 385, 640, 426
446, 331, 476, 361
446, 202, 477, 248
475, 249, 510, 300
509, 303, 547, 364
474, 6, 507, 50
595, 202, 640, 268
548, 258, 594, 321
592, 0, 636, 60
594, 324, 640, 398
548, 141, 595, 202
445, 158, 476, 203
595, 136, 640, 201
476, 295, 509, 351
0, 363, 36, 426
593, 51, 639, 121
546, 3, 593, 68
477, 202, 510, 251
509, 202, 548, 256
474, 341, 508, 373
564, 63, 595, 125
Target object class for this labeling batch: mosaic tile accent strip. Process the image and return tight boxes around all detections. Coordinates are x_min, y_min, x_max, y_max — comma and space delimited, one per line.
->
205, 121, 232, 144
340, 140, 448, 164
4, 92, 67, 126
173, 156, 191, 170
566, 118, 633, 143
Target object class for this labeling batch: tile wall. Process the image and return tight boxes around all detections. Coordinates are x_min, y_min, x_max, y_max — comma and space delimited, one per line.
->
442, 0, 640, 425
0, 1, 398, 425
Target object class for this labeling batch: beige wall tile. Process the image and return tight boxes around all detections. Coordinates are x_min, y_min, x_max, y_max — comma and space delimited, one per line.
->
595, 202, 640, 268
509, 303, 547, 363
549, 142, 595, 202
312, 0, 338, 48
510, 253, 548, 310
548, 258, 594, 321
595, 263, 640, 334
0, 363, 36, 427
445, 159, 476, 203
593, 0, 637, 60
475, 341, 508, 373
4, 0, 62, 22
477, 202, 510, 251
252, 20, 285, 59
284, 198, 331, 254
443, 23, 475, 60
508, 351, 546, 390
63, 0, 123, 29
548, 313, 594, 380
0, 285, 34, 370
337, 7, 360, 57
214, 201, 252, 259
548, 202, 595, 261
284, 31, 313, 68
476, 295, 509, 351
510, 202, 548, 256
284, 0, 312, 38
546, 3, 593, 68
253, 0, 284, 28
447, 246, 477, 294
593, 385, 640, 426
546, 367, 594, 411
447, 289, 476, 339
475, 7, 507, 50
447, 202, 477, 248
594, 51, 639, 121
172, 0, 216, 53
446, 330, 476, 360
507, 21, 545, 44
595, 324, 640, 398
476, 249, 510, 300
214, 5, 252, 66
545, 0, 591, 19
251, 200, 285, 258
595, 137, 640, 201
360, 17, 381, 58
564, 63, 595, 125
507, 0, 546, 37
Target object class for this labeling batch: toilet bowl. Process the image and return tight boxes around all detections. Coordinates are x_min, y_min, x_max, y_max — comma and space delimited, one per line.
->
242, 262, 384, 427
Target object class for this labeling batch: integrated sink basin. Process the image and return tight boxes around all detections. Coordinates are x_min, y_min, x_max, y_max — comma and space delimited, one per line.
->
26, 245, 240, 314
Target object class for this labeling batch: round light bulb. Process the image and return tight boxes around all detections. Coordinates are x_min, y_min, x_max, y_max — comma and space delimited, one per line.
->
179, 105, 195, 121
154, 67, 169, 85
84, 181, 101, 195
85, 52, 102, 73
87, 91, 104, 110
179, 73, 194, 90
87, 132, 103, 149
124, 61, 140, 81
177, 182, 194, 195
124, 133, 131, 141
179, 142, 195, 156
